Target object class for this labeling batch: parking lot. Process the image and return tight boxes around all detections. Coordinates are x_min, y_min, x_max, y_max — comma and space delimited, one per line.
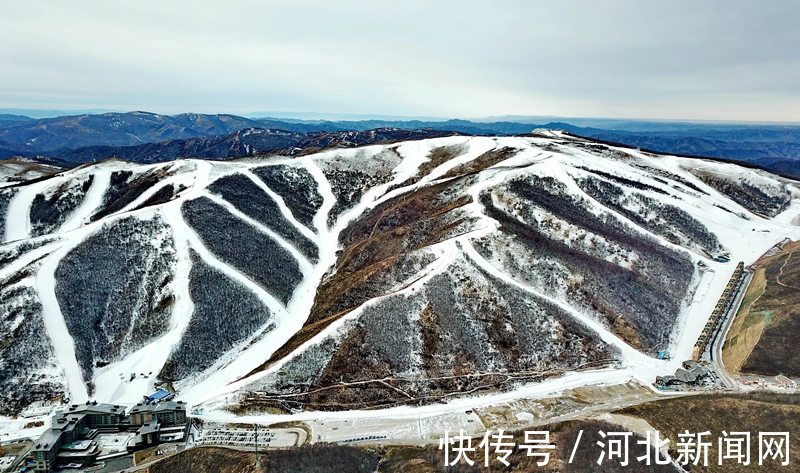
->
197, 427, 304, 448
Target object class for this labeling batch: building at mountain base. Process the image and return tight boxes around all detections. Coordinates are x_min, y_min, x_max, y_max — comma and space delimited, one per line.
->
656, 360, 713, 389
29, 400, 188, 473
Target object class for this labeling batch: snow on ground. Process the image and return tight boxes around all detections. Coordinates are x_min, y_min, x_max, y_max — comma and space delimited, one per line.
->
201, 191, 314, 275
0, 414, 51, 442
772, 197, 800, 226
199, 367, 639, 437
89, 224, 193, 405
2, 135, 800, 433
177, 157, 340, 406
4, 178, 52, 242
539, 146, 800, 372
186, 240, 458, 407
417, 136, 496, 182
88, 161, 247, 405
96, 432, 134, 453
0, 160, 62, 189
114, 161, 196, 215
546, 157, 708, 260
0, 240, 58, 279
35, 245, 89, 403
22, 164, 184, 405
192, 136, 800, 421
192, 137, 800, 435
240, 168, 318, 242
59, 169, 110, 233
461, 238, 652, 371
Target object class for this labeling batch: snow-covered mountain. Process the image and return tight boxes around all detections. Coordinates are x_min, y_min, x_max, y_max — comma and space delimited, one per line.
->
1, 131, 798, 417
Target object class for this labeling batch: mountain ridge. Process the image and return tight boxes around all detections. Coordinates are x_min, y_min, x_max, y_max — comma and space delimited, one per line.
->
3, 112, 800, 178
1, 131, 798, 419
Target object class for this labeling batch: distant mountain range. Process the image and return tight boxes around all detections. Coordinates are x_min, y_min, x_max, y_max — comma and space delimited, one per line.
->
0, 111, 799, 178
0, 112, 271, 154
57, 128, 463, 164
0, 114, 34, 122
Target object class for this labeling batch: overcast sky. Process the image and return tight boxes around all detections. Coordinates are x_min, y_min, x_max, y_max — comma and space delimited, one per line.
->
2, 1, 800, 121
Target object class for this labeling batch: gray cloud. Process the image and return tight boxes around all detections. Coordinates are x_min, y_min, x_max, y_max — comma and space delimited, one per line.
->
2, 0, 799, 121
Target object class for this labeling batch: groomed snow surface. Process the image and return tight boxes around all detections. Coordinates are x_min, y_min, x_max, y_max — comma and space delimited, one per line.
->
1, 135, 799, 443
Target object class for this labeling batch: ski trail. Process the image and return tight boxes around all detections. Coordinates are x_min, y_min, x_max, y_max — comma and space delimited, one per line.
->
666, 266, 715, 361
301, 155, 336, 238
327, 140, 437, 220
185, 158, 213, 198
190, 152, 537, 406
239, 169, 319, 243
90, 206, 197, 405
186, 149, 473, 407
284, 156, 336, 317
462, 157, 546, 221
546, 159, 701, 260
192, 240, 459, 408
199, 366, 640, 427
87, 159, 283, 405
564, 156, 740, 234
15, 136, 788, 418
35, 244, 89, 403
456, 159, 672, 372
165, 212, 196, 343
558, 154, 742, 249
159, 198, 302, 403
167, 160, 288, 315
168, 202, 289, 318
180, 157, 340, 406
0, 241, 59, 279
420, 137, 496, 182
335, 138, 536, 228
115, 170, 192, 215
646, 152, 775, 219
59, 170, 110, 233
34, 205, 185, 405
330, 140, 434, 235
5, 178, 54, 242
202, 192, 314, 275
460, 238, 657, 370
652, 155, 750, 206
560, 152, 676, 197
494, 136, 536, 150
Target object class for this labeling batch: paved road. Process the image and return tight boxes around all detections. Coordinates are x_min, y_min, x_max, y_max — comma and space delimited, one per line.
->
710, 270, 752, 391
305, 389, 693, 447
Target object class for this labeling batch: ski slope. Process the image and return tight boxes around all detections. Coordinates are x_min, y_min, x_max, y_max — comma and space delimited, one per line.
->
0, 133, 798, 427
